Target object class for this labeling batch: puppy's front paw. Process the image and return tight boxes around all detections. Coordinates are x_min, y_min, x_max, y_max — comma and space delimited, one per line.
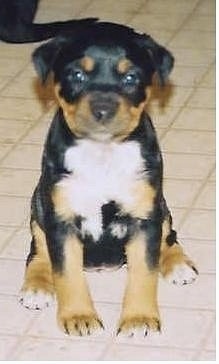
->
165, 261, 198, 286
19, 289, 54, 310
117, 315, 161, 338
58, 311, 104, 336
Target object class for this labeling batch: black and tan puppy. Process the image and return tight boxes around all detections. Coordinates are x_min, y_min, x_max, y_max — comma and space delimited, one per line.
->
19, 22, 198, 336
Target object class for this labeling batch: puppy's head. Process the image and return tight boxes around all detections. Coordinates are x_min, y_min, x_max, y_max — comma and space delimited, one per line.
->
33, 22, 174, 141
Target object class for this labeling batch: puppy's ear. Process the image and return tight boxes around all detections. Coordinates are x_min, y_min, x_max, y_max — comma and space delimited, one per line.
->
135, 34, 174, 85
32, 37, 66, 83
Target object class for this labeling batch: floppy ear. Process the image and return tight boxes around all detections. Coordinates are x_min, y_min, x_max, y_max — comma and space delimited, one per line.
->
32, 37, 66, 83
135, 34, 174, 86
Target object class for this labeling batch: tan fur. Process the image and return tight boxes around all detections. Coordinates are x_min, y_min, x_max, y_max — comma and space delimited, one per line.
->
21, 221, 54, 294
80, 56, 95, 72
52, 184, 74, 221
54, 236, 103, 335
118, 233, 160, 333
124, 180, 156, 218
54, 84, 78, 133
117, 58, 132, 74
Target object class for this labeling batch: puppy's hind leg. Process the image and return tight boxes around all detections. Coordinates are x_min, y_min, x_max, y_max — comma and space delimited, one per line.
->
19, 220, 54, 310
159, 211, 198, 286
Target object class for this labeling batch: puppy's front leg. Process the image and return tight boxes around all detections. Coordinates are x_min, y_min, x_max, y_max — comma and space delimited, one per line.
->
53, 234, 103, 336
118, 229, 161, 336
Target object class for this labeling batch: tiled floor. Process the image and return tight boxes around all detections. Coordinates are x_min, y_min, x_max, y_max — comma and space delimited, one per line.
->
0, 0, 215, 361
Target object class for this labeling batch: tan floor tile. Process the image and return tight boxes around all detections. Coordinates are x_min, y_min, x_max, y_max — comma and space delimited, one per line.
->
0, 77, 11, 91
0, 196, 29, 227
36, 0, 92, 20
150, 86, 193, 108
0, 119, 32, 144
197, 350, 216, 361
194, 182, 215, 209
171, 47, 215, 67
148, 106, 180, 129
11, 337, 107, 361
209, 168, 216, 181
179, 209, 215, 240
0, 0, 216, 359
0, 227, 15, 253
3, 77, 39, 99
163, 153, 215, 180
130, 13, 187, 32
171, 66, 208, 87
0, 169, 39, 197
184, 240, 216, 274
0, 228, 31, 260
1, 144, 43, 170
172, 108, 215, 131
144, 29, 173, 45
145, 0, 198, 14
159, 274, 215, 310
116, 307, 213, 351
21, 120, 50, 145
0, 44, 34, 59
200, 66, 215, 88
80, 10, 133, 24
0, 59, 27, 77
87, 267, 126, 304
161, 130, 215, 154
205, 324, 216, 352
0, 259, 25, 294
169, 208, 186, 229
0, 295, 37, 335
85, 0, 145, 13
169, 30, 215, 50
0, 144, 14, 161
0, 335, 20, 361
195, 0, 215, 15
103, 344, 195, 361
187, 88, 215, 108
163, 179, 202, 208
183, 15, 215, 31
0, 97, 44, 121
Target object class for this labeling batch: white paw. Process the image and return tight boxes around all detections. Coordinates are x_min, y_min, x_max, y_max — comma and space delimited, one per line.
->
165, 263, 198, 286
19, 290, 54, 310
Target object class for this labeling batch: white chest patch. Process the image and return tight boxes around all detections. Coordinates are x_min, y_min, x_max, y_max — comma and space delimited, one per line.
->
57, 139, 145, 241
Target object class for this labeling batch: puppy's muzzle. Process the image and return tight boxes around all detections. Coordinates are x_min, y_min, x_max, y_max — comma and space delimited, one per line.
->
90, 92, 119, 123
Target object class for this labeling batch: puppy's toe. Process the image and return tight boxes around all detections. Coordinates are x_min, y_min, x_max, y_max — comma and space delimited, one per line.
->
165, 262, 198, 286
58, 312, 104, 336
117, 316, 161, 338
19, 289, 54, 310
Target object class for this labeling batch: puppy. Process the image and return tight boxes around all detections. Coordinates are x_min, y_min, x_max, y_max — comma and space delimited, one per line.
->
0, 0, 96, 43
19, 22, 198, 336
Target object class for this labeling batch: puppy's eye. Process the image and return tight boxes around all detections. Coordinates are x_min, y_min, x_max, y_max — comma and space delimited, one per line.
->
73, 69, 86, 83
122, 72, 139, 86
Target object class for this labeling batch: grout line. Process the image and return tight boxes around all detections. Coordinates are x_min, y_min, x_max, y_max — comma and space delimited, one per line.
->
192, 313, 216, 360
176, 163, 216, 229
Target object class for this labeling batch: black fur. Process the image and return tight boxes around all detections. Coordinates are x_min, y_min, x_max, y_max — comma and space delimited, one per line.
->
0, 0, 97, 43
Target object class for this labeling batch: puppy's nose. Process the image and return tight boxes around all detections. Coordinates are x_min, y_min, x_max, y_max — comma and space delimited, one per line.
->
90, 94, 119, 122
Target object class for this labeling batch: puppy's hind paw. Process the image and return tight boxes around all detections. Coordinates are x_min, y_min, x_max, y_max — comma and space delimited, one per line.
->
19, 289, 54, 310
165, 262, 198, 286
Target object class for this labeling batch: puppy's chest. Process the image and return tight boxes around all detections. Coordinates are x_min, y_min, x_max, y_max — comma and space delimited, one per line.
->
57, 139, 145, 240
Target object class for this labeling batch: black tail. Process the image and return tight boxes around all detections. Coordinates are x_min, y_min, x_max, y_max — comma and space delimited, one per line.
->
0, 18, 98, 43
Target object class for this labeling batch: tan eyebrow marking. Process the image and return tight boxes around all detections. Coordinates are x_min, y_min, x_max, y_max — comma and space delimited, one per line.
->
80, 56, 95, 72
117, 58, 132, 74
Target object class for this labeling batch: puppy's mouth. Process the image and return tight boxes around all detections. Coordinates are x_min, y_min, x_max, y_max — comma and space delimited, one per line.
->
55, 86, 146, 141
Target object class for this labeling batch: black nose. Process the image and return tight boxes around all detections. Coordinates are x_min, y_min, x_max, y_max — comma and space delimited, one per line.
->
90, 93, 119, 122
